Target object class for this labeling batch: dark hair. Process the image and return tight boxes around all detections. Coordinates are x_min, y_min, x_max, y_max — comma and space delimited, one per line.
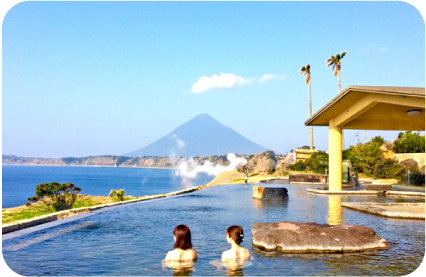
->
173, 225, 193, 250
227, 225, 244, 245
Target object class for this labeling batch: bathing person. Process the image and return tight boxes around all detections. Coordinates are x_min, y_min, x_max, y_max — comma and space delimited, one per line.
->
221, 225, 251, 260
165, 225, 198, 261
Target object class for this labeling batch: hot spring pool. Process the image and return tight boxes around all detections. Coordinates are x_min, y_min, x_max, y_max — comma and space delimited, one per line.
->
2, 182, 425, 276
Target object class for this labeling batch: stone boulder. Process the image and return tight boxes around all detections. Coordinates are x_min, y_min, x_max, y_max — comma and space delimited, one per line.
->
399, 158, 419, 169
252, 221, 389, 253
253, 186, 288, 200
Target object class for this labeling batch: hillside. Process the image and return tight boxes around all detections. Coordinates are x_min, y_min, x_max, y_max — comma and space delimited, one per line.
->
2, 151, 282, 173
124, 114, 267, 157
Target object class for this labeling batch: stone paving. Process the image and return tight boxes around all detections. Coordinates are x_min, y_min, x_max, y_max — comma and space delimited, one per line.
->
341, 202, 425, 219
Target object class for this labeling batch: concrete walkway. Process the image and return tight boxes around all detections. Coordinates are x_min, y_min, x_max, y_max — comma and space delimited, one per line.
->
341, 202, 425, 219
307, 187, 425, 197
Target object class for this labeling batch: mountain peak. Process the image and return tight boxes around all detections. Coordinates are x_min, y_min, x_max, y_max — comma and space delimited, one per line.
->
125, 114, 267, 157
191, 113, 215, 121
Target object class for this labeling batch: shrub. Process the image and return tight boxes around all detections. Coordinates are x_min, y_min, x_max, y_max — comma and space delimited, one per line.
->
345, 142, 383, 176
109, 189, 125, 202
289, 161, 306, 171
372, 158, 403, 179
305, 151, 329, 174
399, 169, 425, 186
266, 165, 275, 174
28, 182, 82, 211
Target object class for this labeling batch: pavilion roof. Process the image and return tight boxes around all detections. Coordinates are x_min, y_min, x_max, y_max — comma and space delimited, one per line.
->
304, 86, 425, 131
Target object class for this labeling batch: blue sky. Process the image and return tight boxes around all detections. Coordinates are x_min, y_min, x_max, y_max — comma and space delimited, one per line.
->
2, 1, 425, 158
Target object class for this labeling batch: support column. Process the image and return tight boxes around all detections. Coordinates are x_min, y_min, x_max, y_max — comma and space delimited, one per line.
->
329, 119, 342, 191
327, 196, 342, 225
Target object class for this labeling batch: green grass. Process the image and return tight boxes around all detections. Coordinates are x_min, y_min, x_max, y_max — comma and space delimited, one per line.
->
2, 195, 139, 225
2, 208, 55, 224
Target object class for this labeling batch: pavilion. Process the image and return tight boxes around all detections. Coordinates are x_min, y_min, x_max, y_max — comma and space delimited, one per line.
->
305, 86, 425, 191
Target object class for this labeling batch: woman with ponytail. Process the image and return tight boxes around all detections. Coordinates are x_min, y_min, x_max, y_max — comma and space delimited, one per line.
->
221, 225, 251, 260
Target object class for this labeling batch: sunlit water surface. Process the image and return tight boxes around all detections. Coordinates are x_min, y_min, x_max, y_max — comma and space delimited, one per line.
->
3, 181, 425, 276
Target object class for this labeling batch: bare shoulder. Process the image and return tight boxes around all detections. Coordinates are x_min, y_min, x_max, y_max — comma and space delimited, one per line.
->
244, 248, 251, 257
165, 249, 177, 261
221, 250, 233, 261
190, 249, 198, 259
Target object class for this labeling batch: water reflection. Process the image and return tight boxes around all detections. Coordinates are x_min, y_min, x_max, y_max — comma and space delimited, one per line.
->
327, 196, 345, 225
252, 198, 289, 210
210, 259, 252, 276
162, 260, 197, 276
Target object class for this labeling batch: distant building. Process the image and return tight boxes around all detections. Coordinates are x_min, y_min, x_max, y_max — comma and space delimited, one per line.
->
295, 148, 316, 163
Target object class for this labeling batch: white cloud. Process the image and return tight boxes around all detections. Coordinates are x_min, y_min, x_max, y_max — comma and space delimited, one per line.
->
258, 74, 286, 83
359, 45, 390, 52
190, 72, 285, 93
191, 73, 254, 93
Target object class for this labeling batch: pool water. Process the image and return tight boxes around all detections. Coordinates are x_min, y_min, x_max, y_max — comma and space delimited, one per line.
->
2, 182, 425, 276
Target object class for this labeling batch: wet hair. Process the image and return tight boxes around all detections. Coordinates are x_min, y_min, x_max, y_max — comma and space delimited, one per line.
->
173, 225, 193, 250
226, 225, 244, 245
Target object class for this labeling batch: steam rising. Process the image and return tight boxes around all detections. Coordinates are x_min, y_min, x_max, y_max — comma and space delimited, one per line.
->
174, 153, 247, 186
168, 136, 248, 187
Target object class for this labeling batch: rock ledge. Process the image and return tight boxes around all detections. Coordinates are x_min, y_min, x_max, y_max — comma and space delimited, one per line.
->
252, 221, 389, 253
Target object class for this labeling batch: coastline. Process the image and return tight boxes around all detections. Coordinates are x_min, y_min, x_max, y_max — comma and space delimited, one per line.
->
2, 163, 174, 170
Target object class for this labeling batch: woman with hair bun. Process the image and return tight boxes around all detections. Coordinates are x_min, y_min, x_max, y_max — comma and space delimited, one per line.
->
165, 225, 198, 261
221, 225, 251, 260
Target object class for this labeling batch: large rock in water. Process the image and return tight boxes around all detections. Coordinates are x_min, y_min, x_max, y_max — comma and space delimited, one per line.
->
252, 221, 389, 253
253, 186, 288, 200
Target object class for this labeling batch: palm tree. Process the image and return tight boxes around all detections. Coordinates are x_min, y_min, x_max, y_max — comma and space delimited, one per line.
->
327, 51, 347, 148
300, 64, 314, 151
326, 51, 347, 93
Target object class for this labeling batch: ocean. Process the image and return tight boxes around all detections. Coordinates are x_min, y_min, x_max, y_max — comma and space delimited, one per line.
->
1, 165, 214, 208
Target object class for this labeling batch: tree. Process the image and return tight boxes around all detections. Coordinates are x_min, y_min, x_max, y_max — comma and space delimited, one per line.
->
371, 136, 385, 146
305, 151, 329, 174
300, 64, 314, 150
326, 51, 347, 149
109, 189, 125, 202
28, 182, 82, 211
235, 163, 253, 178
326, 51, 347, 94
345, 141, 403, 179
393, 131, 425, 153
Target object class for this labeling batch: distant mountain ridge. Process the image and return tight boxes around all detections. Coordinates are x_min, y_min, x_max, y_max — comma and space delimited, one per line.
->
125, 114, 267, 157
